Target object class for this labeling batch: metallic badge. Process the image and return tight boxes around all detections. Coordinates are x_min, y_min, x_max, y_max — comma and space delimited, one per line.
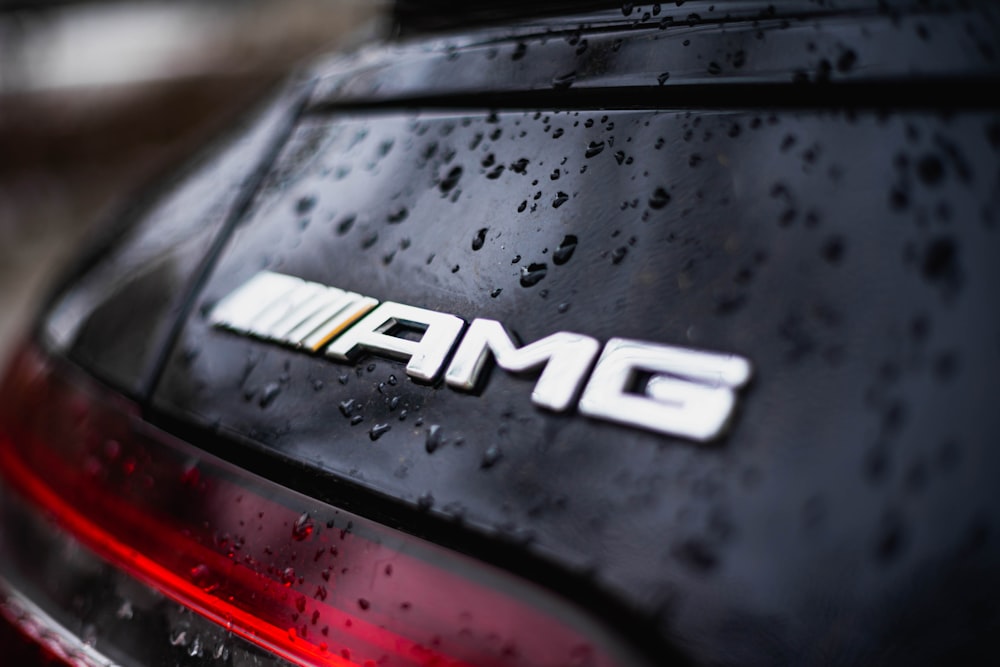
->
211, 271, 752, 442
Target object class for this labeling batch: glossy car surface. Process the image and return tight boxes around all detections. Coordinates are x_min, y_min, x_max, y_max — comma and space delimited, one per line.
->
2, 1, 1000, 665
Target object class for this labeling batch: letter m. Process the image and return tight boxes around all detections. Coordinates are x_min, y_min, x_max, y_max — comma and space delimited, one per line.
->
444, 319, 599, 411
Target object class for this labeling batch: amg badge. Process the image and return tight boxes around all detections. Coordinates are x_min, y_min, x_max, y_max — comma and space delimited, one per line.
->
210, 271, 752, 442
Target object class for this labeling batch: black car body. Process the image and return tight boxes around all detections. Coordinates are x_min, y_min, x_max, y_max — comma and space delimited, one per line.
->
2, 1, 999, 665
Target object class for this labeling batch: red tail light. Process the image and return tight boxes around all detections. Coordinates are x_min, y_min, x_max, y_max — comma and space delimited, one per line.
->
0, 344, 639, 667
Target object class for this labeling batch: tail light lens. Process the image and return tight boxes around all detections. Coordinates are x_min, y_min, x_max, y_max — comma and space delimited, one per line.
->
0, 343, 640, 667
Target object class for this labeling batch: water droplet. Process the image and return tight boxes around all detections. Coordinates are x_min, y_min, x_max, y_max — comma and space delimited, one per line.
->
439, 166, 463, 193
417, 493, 434, 510
921, 237, 960, 288
552, 192, 570, 208
673, 539, 718, 572
490, 288, 503, 298
707, 61, 722, 75
822, 236, 845, 265
917, 154, 945, 186
296, 196, 316, 214
611, 247, 628, 264
837, 48, 857, 72
472, 228, 488, 251
585, 141, 605, 158
190, 564, 218, 591
292, 513, 314, 541
553, 235, 578, 265
425, 425, 444, 453
875, 510, 907, 565
259, 383, 281, 408
481, 445, 502, 469
358, 598, 371, 611
510, 158, 529, 174
338, 399, 355, 418
511, 42, 527, 60
614, 151, 626, 165
387, 206, 408, 223
649, 187, 671, 209
552, 71, 576, 89
369, 423, 391, 441
520, 263, 548, 287
350, 414, 364, 426
657, 71, 670, 85
116, 600, 133, 620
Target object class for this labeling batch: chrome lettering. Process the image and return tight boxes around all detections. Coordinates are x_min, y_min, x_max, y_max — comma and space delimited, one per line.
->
445, 319, 599, 411
578, 338, 752, 441
325, 301, 464, 382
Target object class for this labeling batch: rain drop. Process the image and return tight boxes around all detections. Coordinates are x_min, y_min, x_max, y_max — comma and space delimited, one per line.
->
259, 383, 281, 408
649, 187, 671, 209
511, 158, 529, 174
295, 196, 316, 214
387, 206, 408, 223
472, 228, 488, 251
552, 71, 577, 89
553, 235, 578, 265
481, 445, 503, 469
585, 141, 605, 158
519, 263, 548, 287
439, 166, 463, 193
292, 513, 314, 541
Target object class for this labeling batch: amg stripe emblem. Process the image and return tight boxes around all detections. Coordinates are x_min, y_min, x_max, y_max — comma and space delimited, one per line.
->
211, 271, 752, 442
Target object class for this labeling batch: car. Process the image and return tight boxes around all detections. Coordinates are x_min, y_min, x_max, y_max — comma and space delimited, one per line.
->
1, 1, 999, 665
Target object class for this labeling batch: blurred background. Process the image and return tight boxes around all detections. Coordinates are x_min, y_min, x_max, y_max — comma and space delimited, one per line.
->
0, 0, 383, 360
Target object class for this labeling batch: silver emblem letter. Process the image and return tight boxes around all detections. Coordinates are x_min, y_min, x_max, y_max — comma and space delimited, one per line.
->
444, 319, 600, 411
326, 302, 464, 382
210, 271, 377, 351
578, 338, 752, 442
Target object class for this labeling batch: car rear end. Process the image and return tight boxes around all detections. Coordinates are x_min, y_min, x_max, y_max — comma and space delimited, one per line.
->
2, 1, 1000, 665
